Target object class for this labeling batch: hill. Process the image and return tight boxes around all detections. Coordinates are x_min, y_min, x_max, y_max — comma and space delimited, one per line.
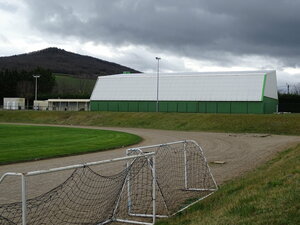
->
0, 47, 140, 78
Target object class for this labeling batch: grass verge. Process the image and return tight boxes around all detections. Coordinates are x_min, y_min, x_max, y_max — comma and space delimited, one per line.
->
0, 124, 141, 164
0, 111, 299, 135
156, 144, 300, 225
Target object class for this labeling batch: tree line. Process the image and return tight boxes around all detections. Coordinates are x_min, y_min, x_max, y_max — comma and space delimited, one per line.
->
0, 68, 55, 106
278, 93, 300, 112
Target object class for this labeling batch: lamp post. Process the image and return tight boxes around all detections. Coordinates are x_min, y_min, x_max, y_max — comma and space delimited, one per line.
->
33, 75, 40, 101
155, 57, 161, 112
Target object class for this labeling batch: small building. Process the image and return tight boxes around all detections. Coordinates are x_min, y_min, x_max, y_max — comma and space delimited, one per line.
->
90, 70, 278, 114
34, 100, 49, 110
48, 99, 90, 111
3, 98, 25, 110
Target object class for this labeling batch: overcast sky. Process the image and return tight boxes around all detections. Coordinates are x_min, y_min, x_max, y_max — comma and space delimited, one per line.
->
0, 0, 300, 92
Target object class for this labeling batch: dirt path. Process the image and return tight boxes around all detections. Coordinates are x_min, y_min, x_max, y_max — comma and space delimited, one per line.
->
0, 123, 299, 204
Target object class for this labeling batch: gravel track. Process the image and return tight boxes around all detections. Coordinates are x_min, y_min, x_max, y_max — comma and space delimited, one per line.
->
0, 123, 299, 204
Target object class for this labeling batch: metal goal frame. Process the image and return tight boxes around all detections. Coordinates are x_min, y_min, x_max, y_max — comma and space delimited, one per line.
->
0, 153, 156, 225
126, 140, 218, 217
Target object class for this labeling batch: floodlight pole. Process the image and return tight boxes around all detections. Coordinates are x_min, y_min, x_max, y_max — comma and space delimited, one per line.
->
33, 75, 40, 101
155, 57, 161, 112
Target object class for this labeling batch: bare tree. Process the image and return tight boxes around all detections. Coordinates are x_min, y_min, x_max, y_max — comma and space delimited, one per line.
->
292, 83, 300, 95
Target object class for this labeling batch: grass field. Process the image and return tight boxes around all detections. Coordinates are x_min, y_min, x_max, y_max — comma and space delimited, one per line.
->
156, 144, 300, 225
0, 124, 141, 164
0, 111, 299, 135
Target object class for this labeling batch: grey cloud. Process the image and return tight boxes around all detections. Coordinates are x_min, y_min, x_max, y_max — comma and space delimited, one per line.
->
0, 34, 9, 43
0, 1, 18, 12
25, 0, 300, 67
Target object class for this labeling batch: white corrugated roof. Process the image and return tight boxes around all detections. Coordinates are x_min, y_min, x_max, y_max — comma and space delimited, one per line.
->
91, 71, 277, 101
48, 99, 90, 102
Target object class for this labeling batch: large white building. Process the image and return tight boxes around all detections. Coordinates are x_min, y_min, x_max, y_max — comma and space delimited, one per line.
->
90, 71, 278, 114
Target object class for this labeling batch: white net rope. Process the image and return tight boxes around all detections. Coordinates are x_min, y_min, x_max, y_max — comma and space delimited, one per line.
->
0, 156, 153, 225
127, 140, 217, 216
0, 140, 216, 224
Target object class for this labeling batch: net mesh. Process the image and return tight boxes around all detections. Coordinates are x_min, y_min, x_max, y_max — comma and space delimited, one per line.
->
114, 157, 155, 223
0, 140, 216, 224
127, 140, 217, 216
0, 156, 153, 225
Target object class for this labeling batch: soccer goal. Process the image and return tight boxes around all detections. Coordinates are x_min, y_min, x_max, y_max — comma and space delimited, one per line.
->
0, 140, 217, 225
0, 153, 156, 225
126, 140, 218, 218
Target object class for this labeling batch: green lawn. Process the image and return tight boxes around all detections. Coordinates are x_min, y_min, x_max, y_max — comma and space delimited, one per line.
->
0, 111, 299, 135
156, 144, 300, 225
0, 124, 141, 164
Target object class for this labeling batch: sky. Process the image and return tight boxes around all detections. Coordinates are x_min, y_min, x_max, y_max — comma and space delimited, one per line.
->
0, 0, 300, 92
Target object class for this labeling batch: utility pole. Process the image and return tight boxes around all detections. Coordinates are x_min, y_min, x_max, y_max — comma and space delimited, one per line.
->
286, 83, 290, 94
155, 57, 161, 112
33, 75, 40, 100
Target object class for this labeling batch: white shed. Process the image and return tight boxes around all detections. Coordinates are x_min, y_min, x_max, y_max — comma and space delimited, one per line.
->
3, 98, 25, 110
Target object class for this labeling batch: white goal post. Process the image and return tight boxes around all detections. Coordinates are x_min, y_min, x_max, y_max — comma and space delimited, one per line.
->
126, 140, 218, 217
0, 153, 156, 225
0, 140, 217, 225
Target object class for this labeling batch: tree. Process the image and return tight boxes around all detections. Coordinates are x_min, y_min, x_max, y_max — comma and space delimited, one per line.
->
32, 68, 55, 94
292, 83, 300, 95
16, 80, 34, 109
0, 68, 56, 106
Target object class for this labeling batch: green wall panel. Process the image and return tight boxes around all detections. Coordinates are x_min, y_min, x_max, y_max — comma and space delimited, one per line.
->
148, 102, 156, 112
198, 102, 206, 113
119, 102, 129, 112
90, 99, 277, 114
178, 102, 187, 112
99, 102, 108, 111
128, 102, 138, 112
217, 102, 231, 113
263, 97, 278, 114
168, 102, 178, 112
159, 102, 168, 112
231, 102, 248, 114
90, 102, 98, 111
206, 102, 217, 113
108, 102, 118, 111
187, 102, 198, 113
248, 102, 263, 114
139, 102, 148, 112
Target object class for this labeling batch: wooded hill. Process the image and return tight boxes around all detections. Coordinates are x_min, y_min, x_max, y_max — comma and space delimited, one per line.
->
0, 47, 140, 78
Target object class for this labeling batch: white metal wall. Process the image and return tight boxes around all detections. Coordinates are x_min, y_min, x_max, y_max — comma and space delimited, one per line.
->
90, 71, 277, 102
263, 71, 278, 100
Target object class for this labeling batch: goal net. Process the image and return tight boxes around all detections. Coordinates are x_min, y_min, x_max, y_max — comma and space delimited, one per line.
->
0, 140, 217, 224
0, 153, 156, 225
127, 140, 218, 217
